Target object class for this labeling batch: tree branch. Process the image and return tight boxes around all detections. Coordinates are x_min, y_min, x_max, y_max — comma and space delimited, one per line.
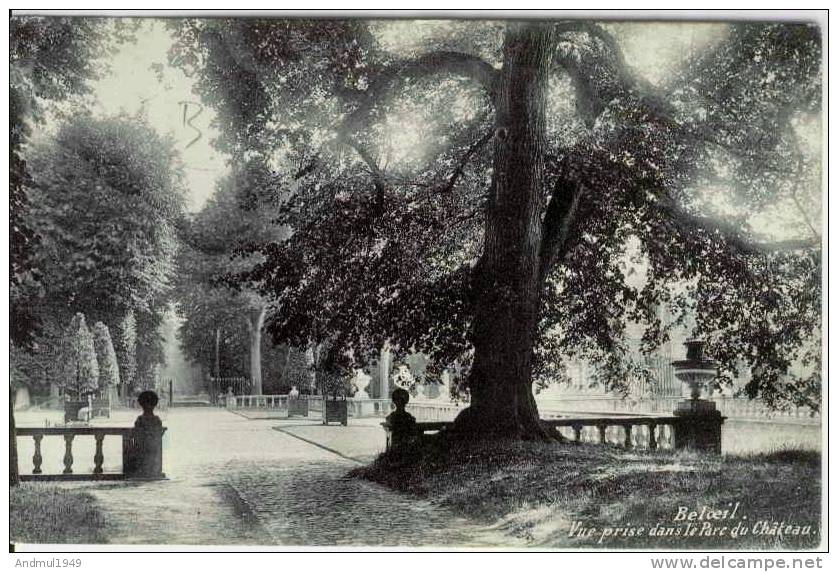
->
345, 138, 387, 218
552, 22, 643, 127
439, 129, 495, 194
347, 140, 384, 188
661, 199, 820, 255
335, 51, 498, 207
339, 51, 499, 136
539, 177, 583, 280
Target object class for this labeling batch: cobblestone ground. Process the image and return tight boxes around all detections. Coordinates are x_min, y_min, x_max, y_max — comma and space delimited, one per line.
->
18, 408, 502, 547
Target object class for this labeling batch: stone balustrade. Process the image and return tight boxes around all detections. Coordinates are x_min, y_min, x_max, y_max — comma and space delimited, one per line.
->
406, 402, 465, 422
16, 425, 166, 481
226, 395, 468, 421
539, 416, 680, 450
228, 394, 290, 409
224, 393, 819, 425
534, 396, 819, 423
382, 413, 724, 454
227, 394, 395, 419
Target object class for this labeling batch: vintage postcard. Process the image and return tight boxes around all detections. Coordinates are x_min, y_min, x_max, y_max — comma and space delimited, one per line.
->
7, 8, 826, 558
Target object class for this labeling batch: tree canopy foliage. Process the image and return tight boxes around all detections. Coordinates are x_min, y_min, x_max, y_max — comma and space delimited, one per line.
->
60, 313, 99, 399
168, 19, 822, 430
26, 114, 184, 322
175, 164, 310, 393
10, 16, 134, 347
14, 112, 184, 394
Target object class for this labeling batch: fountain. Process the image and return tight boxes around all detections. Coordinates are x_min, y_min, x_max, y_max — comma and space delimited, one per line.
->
672, 340, 719, 414
671, 340, 725, 453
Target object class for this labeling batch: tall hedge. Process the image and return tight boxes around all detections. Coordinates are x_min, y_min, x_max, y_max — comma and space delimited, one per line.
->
92, 322, 120, 389
61, 313, 99, 399
114, 311, 137, 392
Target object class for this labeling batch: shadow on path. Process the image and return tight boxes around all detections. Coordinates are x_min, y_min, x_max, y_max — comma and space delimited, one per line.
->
65, 408, 504, 547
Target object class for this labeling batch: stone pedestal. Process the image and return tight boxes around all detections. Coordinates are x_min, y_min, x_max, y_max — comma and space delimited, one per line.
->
673, 400, 725, 454
123, 427, 167, 479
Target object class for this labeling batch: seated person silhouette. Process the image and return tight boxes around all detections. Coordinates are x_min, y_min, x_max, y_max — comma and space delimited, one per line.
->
386, 387, 418, 450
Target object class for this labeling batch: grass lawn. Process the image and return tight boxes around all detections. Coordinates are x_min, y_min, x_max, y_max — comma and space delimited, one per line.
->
10, 484, 107, 545
352, 440, 821, 549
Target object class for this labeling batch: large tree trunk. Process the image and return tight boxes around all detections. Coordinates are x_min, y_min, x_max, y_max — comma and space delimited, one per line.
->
245, 307, 266, 395
453, 22, 553, 440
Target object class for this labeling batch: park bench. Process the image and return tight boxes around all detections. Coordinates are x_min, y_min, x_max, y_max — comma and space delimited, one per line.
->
16, 425, 167, 481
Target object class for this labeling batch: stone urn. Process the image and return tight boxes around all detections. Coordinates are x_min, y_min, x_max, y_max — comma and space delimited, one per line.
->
671, 340, 725, 453
351, 369, 372, 417
672, 340, 719, 414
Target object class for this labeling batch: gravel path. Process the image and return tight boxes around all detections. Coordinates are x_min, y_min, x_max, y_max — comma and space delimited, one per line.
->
48, 408, 500, 547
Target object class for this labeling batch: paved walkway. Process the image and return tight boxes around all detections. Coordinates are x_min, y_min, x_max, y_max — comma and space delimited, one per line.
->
18, 408, 503, 547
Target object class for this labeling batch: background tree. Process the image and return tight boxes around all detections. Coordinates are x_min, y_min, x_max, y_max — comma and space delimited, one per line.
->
92, 322, 120, 392
9, 321, 66, 395
60, 313, 99, 399
113, 311, 137, 395
175, 162, 286, 394
10, 16, 132, 347
25, 114, 183, 324
170, 19, 822, 439
22, 113, 185, 395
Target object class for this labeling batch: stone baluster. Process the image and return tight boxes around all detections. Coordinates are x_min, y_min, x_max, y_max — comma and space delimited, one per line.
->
572, 423, 582, 443
648, 423, 658, 450
32, 434, 44, 474
63, 434, 75, 474
93, 432, 105, 474
597, 424, 607, 444
623, 425, 633, 449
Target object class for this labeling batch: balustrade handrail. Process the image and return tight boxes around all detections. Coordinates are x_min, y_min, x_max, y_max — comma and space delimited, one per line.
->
229, 395, 393, 406
17, 427, 133, 436
540, 415, 681, 427
534, 395, 820, 421
224, 393, 818, 425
